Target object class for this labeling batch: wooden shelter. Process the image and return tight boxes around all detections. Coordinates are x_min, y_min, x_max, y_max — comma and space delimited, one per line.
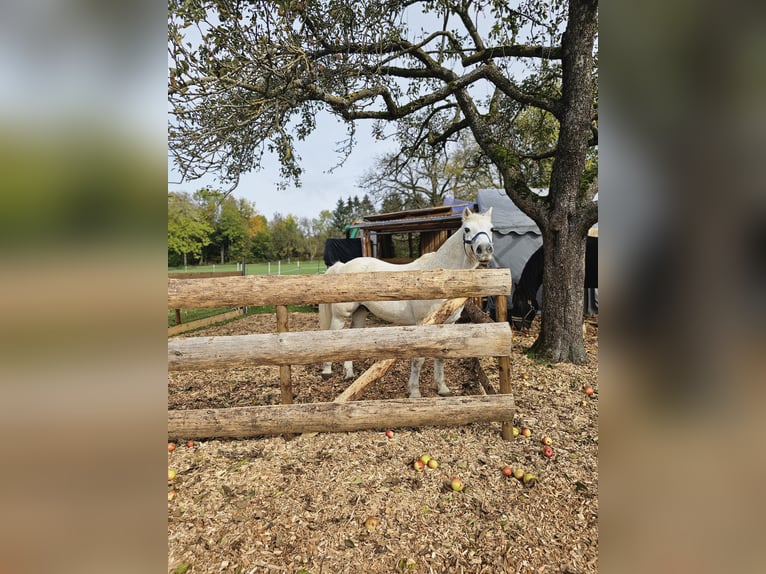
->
350, 203, 476, 263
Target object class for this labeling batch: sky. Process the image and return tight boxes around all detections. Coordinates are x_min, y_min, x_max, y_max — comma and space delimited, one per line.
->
168, 113, 398, 221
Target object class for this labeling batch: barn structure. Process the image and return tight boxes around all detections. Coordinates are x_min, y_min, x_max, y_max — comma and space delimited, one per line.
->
348, 201, 477, 263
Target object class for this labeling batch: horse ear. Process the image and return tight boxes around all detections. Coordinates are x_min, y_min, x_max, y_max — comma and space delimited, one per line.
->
485, 207, 493, 220
462, 207, 473, 221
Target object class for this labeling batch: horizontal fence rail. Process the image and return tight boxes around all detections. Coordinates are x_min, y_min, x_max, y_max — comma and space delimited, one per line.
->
168, 322, 512, 371
168, 395, 516, 439
168, 268, 511, 309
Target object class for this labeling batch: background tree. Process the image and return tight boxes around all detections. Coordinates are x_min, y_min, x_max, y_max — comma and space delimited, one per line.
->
299, 211, 338, 260
217, 196, 254, 262
248, 213, 272, 261
359, 131, 501, 210
168, 0, 598, 363
191, 188, 223, 265
330, 195, 376, 234
269, 213, 303, 260
191, 188, 256, 263
168, 191, 214, 266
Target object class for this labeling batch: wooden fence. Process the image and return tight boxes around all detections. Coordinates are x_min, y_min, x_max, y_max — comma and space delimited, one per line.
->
167, 268, 514, 440
168, 269, 245, 335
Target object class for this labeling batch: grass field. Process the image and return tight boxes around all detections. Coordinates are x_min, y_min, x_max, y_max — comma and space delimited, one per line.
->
168, 260, 328, 276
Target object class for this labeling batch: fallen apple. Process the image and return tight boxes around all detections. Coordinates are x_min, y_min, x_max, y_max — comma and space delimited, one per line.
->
364, 516, 380, 531
168, 442, 176, 453
512, 427, 520, 437
450, 477, 464, 492
522, 473, 537, 487
521, 427, 532, 438
513, 468, 525, 480
541, 436, 552, 446
502, 465, 513, 477
186, 440, 194, 448
413, 459, 425, 472
420, 454, 431, 465
168, 489, 177, 501
542, 446, 554, 458
584, 385, 594, 396
385, 429, 394, 439
427, 458, 439, 469
168, 468, 177, 482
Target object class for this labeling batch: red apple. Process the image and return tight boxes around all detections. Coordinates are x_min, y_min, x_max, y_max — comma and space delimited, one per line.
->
413, 459, 425, 472
521, 427, 532, 438
385, 429, 394, 438
542, 446, 554, 457
427, 458, 439, 469
502, 465, 513, 477
450, 477, 464, 492
168, 442, 176, 453
186, 440, 194, 448
584, 385, 595, 396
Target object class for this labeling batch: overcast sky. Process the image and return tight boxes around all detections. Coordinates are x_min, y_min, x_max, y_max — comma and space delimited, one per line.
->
168, 113, 399, 221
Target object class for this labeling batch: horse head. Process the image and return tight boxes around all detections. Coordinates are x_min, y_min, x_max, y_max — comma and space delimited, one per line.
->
461, 207, 494, 267
511, 287, 538, 331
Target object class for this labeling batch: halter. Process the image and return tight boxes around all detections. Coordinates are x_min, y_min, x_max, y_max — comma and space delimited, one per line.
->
463, 230, 493, 260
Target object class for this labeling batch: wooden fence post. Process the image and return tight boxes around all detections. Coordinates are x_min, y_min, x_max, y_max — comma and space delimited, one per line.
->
495, 294, 513, 441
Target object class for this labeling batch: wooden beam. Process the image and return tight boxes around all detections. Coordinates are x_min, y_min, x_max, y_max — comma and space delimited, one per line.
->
168, 395, 516, 439
168, 322, 512, 372
168, 268, 511, 309
168, 271, 243, 279
470, 357, 498, 395
167, 308, 244, 337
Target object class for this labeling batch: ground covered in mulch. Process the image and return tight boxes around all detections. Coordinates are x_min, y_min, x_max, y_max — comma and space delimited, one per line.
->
168, 312, 598, 574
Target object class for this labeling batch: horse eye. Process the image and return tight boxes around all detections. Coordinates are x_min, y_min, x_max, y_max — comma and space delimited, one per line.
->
464, 227, 470, 233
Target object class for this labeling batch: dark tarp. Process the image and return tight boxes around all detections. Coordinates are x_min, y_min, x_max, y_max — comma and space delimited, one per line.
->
323, 238, 363, 267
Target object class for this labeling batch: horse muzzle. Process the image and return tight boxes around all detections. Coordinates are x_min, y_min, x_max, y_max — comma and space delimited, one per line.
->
474, 243, 494, 266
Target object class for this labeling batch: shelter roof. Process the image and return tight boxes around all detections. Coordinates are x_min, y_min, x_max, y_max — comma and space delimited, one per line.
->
350, 202, 478, 235
476, 188, 542, 236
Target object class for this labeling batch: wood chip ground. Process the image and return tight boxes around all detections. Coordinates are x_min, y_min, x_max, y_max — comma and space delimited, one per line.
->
168, 313, 598, 573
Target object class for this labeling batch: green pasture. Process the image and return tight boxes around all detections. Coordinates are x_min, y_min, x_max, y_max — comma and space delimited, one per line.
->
168, 259, 327, 276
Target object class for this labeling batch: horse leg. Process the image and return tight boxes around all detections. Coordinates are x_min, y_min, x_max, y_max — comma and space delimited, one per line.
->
321, 307, 348, 379
408, 358, 426, 398
433, 358, 451, 396
342, 306, 368, 380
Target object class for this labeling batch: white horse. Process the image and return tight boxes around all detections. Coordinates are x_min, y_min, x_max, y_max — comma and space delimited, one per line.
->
319, 207, 494, 398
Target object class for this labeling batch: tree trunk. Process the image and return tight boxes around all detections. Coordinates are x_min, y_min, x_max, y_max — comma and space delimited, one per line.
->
529, 230, 588, 363
525, 0, 597, 364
